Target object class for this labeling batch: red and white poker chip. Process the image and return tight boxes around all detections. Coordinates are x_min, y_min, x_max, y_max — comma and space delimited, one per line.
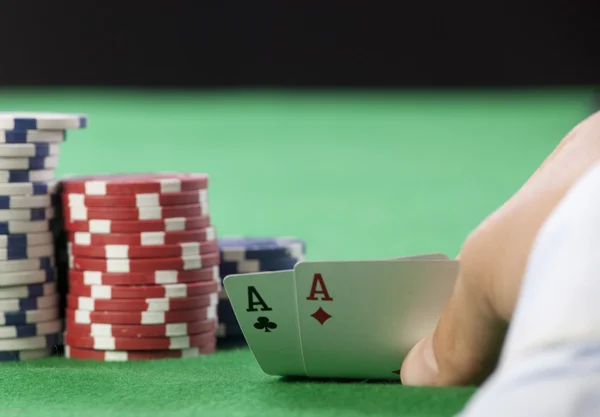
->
66, 305, 217, 324
63, 203, 209, 221
65, 344, 216, 361
68, 280, 220, 299
63, 189, 208, 208
68, 227, 216, 246
66, 293, 218, 312
60, 173, 209, 196
64, 330, 215, 351
63, 215, 211, 233
69, 252, 220, 273
68, 266, 220, 286
67, 240, 218, 259
66, 318, 216, 338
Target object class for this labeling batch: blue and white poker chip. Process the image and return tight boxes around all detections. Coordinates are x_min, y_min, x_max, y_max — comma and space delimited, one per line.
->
0, 268, 56, 286
0, 130, 65, 144
0, 143, 60, 158
0, 169, 55, 183
0, 232, 53, 248
0, 156, 59, 170
0, 243, 54, 261
0, 283, 56, 300
0, 256, 54, 273
0, 319, 62, 339
0, 333, 61, 350
0, 307, 60, 325
0, 194, 52, 209
0, 219, 52, 234
0, 112, 87, 131
0, 294, 58, 312
0, 348, 54, 361
0, 180, 58, 196
0, 208, 54, 222
218, 236, 306, 262
219, 258, 303, 277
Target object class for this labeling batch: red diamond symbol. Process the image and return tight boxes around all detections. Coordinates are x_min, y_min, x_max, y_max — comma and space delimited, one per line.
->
311, 307, 332, 325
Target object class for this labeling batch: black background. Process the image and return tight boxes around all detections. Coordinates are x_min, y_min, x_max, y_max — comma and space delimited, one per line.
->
1, 1, 599, 87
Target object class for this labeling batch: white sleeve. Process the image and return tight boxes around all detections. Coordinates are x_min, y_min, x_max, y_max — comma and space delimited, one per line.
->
459, 161, 600, 417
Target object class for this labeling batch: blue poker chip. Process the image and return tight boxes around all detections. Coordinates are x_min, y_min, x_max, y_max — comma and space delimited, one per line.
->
0, 130, 65, 144
0, 348, 54, 362
0, 112, 87, 131
219, 258, 302, 277
218, 236, 306, 262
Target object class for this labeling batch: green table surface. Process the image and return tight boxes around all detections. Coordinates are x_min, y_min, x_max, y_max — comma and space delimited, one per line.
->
0, 88, 593, 417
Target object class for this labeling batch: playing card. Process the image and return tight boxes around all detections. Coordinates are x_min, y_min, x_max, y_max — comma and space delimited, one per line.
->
223, 270, 305, 377
293, 259, 458, 380
395, 253, 449, 260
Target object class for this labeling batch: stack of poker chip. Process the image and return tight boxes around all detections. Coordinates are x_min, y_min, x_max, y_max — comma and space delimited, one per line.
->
217, 237, 306, 342
0, 112, 87, 362
60, 173, 220, 361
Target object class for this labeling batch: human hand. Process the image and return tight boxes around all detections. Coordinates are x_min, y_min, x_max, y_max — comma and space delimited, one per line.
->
400, 111, 600, 386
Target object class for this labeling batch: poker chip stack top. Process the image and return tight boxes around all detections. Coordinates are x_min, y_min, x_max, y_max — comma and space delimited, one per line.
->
217, 236, 306, 342
61, 173, 220, 361
0, 112, 87, 362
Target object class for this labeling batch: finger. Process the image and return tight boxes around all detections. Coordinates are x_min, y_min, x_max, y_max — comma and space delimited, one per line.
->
401, 252, 507, 386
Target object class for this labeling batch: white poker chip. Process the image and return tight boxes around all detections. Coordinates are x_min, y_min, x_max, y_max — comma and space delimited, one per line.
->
0, 320, 62, 339
0, 219, 51, 234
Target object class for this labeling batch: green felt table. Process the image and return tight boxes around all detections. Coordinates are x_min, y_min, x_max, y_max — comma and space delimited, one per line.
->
0, 88, 594, 417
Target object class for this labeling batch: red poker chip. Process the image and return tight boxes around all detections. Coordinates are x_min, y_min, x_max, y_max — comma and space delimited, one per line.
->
69, 252, 220, 273
68, 240, 218, 260
64, 330, 215, 351
65, 344, 216, 361
63, 215, 210, 234
65, 318, 217, 338
63, 203, 209, 221
68, 227, 216, 246
63, 189, 208, 208
68, 281, 220, 299
66, 293, 218, 312
68, 266, 220, 286
66, 305, 216, 324
61, 173, 209, 195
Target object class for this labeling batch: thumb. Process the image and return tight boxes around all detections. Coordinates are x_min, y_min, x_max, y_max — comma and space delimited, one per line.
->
400, 256, 507, 386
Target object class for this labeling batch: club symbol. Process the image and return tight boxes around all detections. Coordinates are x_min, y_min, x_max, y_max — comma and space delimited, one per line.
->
254, 316, 278, 332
